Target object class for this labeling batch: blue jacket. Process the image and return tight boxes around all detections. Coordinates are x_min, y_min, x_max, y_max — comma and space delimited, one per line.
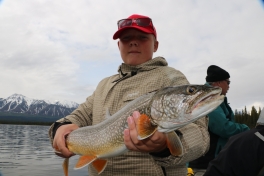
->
189, 84, 249, 169
208, 96, 249, 155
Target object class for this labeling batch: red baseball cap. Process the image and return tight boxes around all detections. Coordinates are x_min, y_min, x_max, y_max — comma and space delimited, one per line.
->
113, 14, 157, 40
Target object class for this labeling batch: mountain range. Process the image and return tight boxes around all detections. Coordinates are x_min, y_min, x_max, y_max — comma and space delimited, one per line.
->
0, 94, 79, 118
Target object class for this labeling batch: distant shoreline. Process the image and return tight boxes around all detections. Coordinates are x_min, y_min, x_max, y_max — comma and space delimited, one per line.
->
0, 121, 53, 126
0, 113, 61, 126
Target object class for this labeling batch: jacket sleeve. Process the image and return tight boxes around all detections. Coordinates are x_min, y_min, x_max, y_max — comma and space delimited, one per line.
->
151, 116, 210, 166
48, 92, 94, 145
208, 107, 249, 138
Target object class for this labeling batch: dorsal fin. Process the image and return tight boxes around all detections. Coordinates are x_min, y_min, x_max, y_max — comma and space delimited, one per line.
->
137, 114, 157, 140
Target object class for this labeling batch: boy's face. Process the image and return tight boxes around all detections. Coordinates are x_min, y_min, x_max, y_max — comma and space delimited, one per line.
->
118, 29, 159, 66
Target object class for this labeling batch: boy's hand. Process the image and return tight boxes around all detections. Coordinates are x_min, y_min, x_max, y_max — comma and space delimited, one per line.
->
53, 124, 79, 158
124, 111, 167, 153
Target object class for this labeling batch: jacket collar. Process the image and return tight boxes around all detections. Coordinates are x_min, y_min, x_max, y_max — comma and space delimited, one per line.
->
113, 57, 168, 83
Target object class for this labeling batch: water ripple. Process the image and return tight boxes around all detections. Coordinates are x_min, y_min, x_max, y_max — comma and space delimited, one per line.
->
0, 124, 88, 176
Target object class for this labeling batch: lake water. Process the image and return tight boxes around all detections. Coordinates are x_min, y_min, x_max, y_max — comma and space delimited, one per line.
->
0, 124, 88, 176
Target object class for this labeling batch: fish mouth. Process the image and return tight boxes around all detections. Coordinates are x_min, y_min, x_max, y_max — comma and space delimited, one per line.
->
188, 88, 222, 113
157, 88, 224, 132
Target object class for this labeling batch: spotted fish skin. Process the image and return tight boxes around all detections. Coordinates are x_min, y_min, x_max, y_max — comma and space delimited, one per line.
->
63, 84, 224, 175
66, 91, 155, 158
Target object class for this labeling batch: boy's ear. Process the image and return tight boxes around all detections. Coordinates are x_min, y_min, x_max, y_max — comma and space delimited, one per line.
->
117, 41, 120, 50
154, 41, 159, 52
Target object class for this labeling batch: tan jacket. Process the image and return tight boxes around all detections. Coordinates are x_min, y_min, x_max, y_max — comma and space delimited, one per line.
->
49, 57, 209, 176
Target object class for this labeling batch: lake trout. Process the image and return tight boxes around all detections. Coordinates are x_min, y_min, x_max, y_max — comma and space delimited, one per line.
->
58, 84, 224, 176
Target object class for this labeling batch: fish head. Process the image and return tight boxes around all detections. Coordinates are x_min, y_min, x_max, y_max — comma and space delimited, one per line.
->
149, 84, 224, 133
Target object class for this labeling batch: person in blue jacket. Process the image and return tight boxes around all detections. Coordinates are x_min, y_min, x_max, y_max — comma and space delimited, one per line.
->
189, 65, 250, 176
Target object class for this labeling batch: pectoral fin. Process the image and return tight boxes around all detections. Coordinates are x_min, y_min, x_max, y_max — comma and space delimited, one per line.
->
137, 114, 158, 140
166, 131, 183, 156
92, 159, 107, 174
74, 155, 97, 169
63, 158, 69, 176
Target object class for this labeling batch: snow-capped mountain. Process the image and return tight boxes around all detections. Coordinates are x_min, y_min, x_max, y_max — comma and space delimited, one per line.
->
0, 94, 79, 117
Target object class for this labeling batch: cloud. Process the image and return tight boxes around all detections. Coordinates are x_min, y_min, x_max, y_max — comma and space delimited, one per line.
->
0, 0, 264, 111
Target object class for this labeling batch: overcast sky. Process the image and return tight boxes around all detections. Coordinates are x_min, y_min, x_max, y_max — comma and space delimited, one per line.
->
0, 0, 264, 112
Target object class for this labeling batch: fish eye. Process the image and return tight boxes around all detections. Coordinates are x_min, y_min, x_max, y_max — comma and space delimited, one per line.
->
187, 86, 196, 94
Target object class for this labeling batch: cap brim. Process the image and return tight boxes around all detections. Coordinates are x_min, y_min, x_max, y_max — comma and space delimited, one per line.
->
113, 26, 155, 40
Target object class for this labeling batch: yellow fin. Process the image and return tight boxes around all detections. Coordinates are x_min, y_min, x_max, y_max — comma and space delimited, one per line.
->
166, 131, 183, 156
63, 158, 69, 176
92, 159, 107, 174
74, 155, 97, 169
137, 114, 157, 140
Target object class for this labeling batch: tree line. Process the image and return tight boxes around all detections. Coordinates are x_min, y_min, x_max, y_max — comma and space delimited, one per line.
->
234, 106, 262, 129
0, 112, 61, 126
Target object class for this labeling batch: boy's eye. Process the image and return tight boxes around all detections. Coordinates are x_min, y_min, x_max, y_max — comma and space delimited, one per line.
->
120, 35, 148, 41
140, 36, 148, 39
120, 36, 131, 41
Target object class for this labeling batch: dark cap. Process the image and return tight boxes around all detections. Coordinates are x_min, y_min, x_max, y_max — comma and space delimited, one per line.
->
206, 65, 230, 82
113, 14, 157, 40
